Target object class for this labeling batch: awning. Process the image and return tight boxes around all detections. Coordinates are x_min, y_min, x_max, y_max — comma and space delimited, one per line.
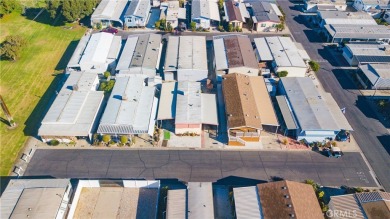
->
157, 82, 176, 120
201, 94, 218, 125
276, 96, 298, 130
254, 38, 273, 61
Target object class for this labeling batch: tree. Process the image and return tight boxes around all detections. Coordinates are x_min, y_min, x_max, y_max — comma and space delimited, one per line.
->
166, 22, 173, 32
276, 23, 285, 31
120, 136, 128, 144
218, 0, 223, 10
102, 135, 111, 143
99, 80, 115, 93
1, 35, 27, 61
277, 71, 288, 77
0, 0, 19, 15
309, 60, 320, 72
160, 18, 166, 30
96, 22, 102, 30
155, 20, 161, 29
318, 191, 325, 199
190, 21, 196, 31
45, 0, 99, 23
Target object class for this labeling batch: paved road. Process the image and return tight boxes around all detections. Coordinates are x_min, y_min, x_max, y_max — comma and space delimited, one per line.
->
24, 149, 377, 187
277, 1, 390, 190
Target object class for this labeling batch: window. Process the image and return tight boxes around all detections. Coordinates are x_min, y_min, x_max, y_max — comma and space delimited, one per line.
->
261, 23, 266, 27
272, 24, 277, 27
128, 18, 132, 22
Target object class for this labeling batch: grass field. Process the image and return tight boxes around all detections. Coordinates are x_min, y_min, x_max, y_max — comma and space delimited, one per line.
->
0, 11, 86, 175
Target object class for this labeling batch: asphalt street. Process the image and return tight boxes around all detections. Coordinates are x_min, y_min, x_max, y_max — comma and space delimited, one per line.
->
277, 1, 390, 190
24, 149, 377, 187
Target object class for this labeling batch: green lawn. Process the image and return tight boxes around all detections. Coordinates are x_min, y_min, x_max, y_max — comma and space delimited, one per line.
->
0, 12, 86, 175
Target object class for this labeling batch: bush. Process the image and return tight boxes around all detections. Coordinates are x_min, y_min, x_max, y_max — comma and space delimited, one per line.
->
277, 71, 288, 77
217, 25, 224, 32
1, 35, 27, 61
99, 80, 115, 93
190, 22, 196, 31
102, 135, 111, 143
96, 22, 102, 30
282, 138, 288, 145
155, 20, 161, 29
120, 136, 128, 144
0, 0, 20, 15
227, 24, 233, 32
309, 60, 320, 72
104, 71, 110, 79
49, 139, 60, 146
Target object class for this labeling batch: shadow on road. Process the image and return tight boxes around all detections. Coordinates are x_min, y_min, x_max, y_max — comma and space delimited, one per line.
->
377, 135, 390, 156
355, 96, 379, 120
331, 69, 358, 90
214, 176, 267, 186
303, 29, 323, 43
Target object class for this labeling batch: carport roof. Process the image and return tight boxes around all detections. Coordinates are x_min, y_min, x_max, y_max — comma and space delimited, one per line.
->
276, 95, 298, 130
91, 0, 128, 24
325, 24, 390, 39
233, 186, 262, 219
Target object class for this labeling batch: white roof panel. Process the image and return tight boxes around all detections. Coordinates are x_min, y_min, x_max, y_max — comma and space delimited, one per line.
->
157, 82, 176, 120
175, 82, 202, 124
188, 182, 214, 219
201, 94, 218, 125
166, 189, 187, 219
254, 37, 273, 61
213, 38, 229, 70
164, 36, 179, 72
233, 186, 262, 219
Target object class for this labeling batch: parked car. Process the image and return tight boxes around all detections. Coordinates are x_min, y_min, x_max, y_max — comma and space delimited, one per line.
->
325, 147, 343, 158
101, 27, 118, 34
336, 130, 349, 142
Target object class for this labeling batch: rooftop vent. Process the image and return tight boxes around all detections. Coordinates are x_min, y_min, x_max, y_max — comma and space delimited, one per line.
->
122, 94, 128, 100
287, 204, 292, 208
282, 186, 287, 190
72, 84, 79, 91
228, 114, 233, 117
290, 214, 295, 218
285, 195, 290, 198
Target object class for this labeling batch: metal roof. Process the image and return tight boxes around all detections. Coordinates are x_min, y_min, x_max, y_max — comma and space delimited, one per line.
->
157, 82, 176, 120
125, 0, 150, 18
164, 1, 187, 21
166, 189, 187, 219
329, 195, 365, 219
250, 1, 280, 23
38, 72, 104, 137
187, 182, 214, 219
116, 34, 162, 77
164, 36, 180, 72
345, 43, 390, 64
233, 186, 262, 219
67, 34, 90, 68
359, 64, 390, 86
191, 0, 220, 21
213, 35, 258, 71
325, 24, 390, 39
280, 77, 352, 131
178, 36, 208, 71
175, 82, 202, 124
225, 0, 244, 22
91, 0, 128, 24
319, 11, 377, 25
254, 37, 273, 61
276, 95, 298, 130
262, 36, 307, 68
97, 75, 157, 135
201, 93, 218, 125
0, 179, 71, 219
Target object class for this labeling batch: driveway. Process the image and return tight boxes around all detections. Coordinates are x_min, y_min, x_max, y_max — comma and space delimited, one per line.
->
277, 1, 390, 191
24, 149, 377, 188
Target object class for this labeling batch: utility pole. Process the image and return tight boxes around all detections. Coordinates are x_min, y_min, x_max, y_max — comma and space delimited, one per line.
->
0, 95, 15, 127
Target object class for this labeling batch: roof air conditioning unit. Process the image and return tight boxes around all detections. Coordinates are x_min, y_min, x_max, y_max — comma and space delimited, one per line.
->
72, 84, 79, 91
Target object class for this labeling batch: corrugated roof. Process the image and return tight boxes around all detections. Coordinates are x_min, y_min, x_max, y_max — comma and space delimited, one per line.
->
164, 36, 180, 72
276, 95, 298, 130
222, 74, 279, 129
281, 77, 352, 131
125, 0, 150, 18
38, 72, 104, 137
187, 182, 214, 219
325, 24, 390, 39
97, 75, 157, 135
251, 1, 280, 23
178, 36, 208, 71
319, 11, 376, 25
201, 93, 218, 125
80, 32, 114, 65
0, 179, 71, 219
166, 189, 187, 219
360, 63, 390, 86
67, 34, 91, 68
91, 0, 128, 24
233, 186, 262, 219
263, 37, 307, 68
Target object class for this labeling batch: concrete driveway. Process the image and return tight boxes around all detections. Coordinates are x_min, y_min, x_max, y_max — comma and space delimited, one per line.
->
24, 149, 378, 188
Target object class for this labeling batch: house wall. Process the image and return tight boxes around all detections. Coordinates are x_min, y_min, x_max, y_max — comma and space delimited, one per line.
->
297, 130, 338, 143
341, 49, 357, 66
305, 3, 346, 12
175, 124, 202, 134
177, 69, 208, 82
254, 21, 279, 32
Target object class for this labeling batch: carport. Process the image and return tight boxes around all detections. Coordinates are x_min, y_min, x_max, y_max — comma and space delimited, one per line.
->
276, 95, 298, 137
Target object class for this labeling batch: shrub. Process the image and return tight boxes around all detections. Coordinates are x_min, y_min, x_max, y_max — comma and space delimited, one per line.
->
331, 141, 337, 147
49, 139, 60, 146
120, 135, 128, 144
102, 135, 111, 143
190, 22, 196, 31
96, 22, 102, 30
104, 71, 110, 79
227, 24, 233, 32
282, 138, 288, 145
0, 0, 20, 15
217, 25, 224, 32
109, 140, 115, 145
355, 187, 364, 193
131, 136, 136, 144
318, 191, 325, 199
155, 20, 161, 29
99, 80, 115, 93
277, 71, 288, 77
309, 60, 320, 72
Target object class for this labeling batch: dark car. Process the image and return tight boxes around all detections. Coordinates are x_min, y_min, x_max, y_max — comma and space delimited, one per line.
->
325, 147, 343, 158
101, 27, 118, 34
336, 130, 349, 142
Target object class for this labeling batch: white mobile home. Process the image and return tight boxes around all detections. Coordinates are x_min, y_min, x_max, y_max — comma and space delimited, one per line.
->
124, 0, 151, 27
191, 0, 220, 29
91, 0, 128, 28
